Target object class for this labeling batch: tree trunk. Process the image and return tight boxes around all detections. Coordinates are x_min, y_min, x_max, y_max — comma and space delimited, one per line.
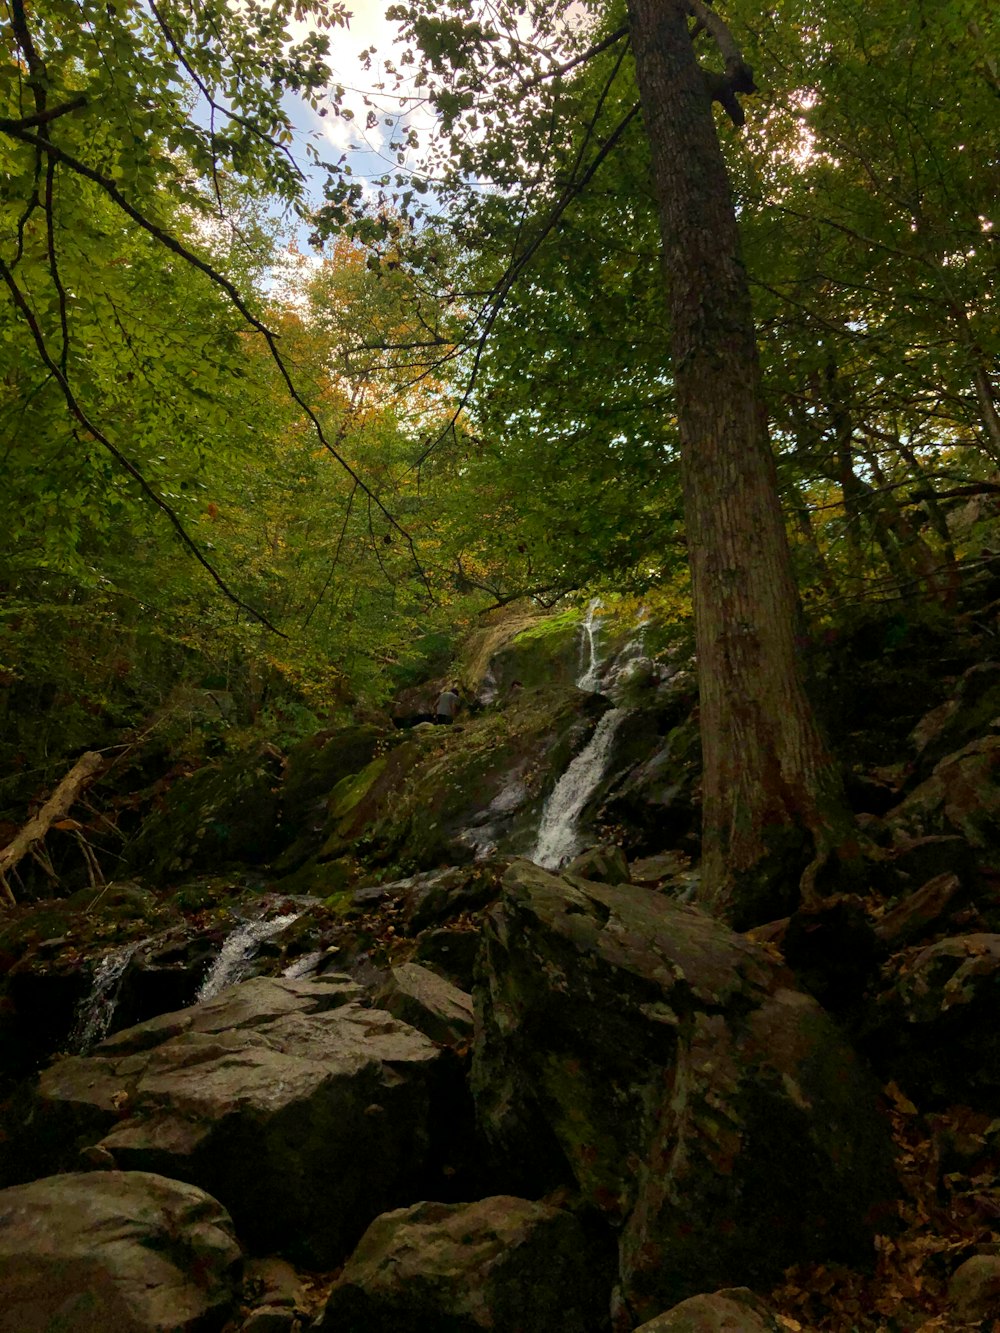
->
625, 0, 851, 925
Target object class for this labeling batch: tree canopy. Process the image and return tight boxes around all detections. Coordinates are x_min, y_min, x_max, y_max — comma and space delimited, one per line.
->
1, 0, 997, 903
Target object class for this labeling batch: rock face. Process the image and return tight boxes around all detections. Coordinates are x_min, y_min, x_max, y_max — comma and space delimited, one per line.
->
320, 1195, 614, 1332
473, 862, 896, 1323
124, 746, 285, 883
0, 1170, 240, 1332
19, 976, 450, 1265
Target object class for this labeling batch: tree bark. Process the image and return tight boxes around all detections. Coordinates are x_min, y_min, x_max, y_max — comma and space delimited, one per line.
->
624, 0, 851, 925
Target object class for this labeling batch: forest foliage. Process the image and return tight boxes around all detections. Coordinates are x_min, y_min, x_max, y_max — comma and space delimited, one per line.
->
0, 0, 997, 800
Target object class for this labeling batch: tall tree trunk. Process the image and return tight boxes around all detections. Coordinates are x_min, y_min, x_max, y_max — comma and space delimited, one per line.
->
625, 0, 851, 925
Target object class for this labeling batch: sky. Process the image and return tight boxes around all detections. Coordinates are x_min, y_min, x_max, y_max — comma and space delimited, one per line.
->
285, 0, 432, 221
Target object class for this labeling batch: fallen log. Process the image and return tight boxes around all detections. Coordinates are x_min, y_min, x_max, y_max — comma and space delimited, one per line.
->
0, 751, 105, 907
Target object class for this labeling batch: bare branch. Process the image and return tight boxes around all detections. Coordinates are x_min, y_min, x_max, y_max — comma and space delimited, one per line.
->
521, 25, 629, 89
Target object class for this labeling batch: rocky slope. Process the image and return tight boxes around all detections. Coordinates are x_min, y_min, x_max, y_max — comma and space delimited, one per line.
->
4, 597, 1000, 1329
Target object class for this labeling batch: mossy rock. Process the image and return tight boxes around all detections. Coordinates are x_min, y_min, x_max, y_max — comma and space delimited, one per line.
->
122, 745, 284, 884
282, 725, 385, 816
283, 687, 604, 878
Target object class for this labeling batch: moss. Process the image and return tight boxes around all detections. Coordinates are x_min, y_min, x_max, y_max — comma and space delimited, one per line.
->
322, 889, 357, 916
328, 754, 389, 823
512, 609, 581, 643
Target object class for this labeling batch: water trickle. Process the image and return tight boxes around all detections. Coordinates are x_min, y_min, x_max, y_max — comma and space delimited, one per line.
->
576, 598, 604, 693
71, 942, 139, 1053
196, 912, 301, 1003
282, 950, 324, 980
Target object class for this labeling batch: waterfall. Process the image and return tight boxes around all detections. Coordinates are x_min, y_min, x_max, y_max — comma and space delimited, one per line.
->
576, 598, 603, 692
196, 912, 301, 1003
70, 942, 139, 1053
531, 706, 627, 869
529, 602, 650, 870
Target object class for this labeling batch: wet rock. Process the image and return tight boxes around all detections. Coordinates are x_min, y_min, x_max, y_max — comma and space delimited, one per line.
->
319, 1195, 614, 1332
19, 976, 446, 1265
597, 716, 701, 855
564, 844, 631, 885
948, 1253, 1000, 1321
373, 963, 474, 1048
631, 1288, 782, 1332
474, 861, 896, 1321
403, 864, 504, 933
0, 1170, 240, 1332
281, 725, 384, 817
304, 686, 610, 874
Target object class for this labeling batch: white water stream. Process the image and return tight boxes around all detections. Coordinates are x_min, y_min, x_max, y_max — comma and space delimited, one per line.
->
531, 706, 627, 869
71, 941, 139, 1053
529, 601, 643, 870
196, 912, 301, 1003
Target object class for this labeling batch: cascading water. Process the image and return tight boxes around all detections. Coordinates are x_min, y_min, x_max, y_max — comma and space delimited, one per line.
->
196, 912, 301, 1003
529, 601, 643, 870
70, 941, 139, 1053
531, 706, 627, 869
576, 598, 604, 692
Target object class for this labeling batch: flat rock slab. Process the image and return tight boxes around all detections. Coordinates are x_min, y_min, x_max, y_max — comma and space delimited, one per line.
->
320, 1195, 613, 1332
23, 977, 445, 1265
474, 862, 896, 1323
0, 1170, 240, 1333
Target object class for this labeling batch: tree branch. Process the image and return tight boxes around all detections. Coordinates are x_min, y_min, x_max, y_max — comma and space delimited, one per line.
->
521, 25, 629, 88
0, 255, 287, 634
0, 121, 433, 598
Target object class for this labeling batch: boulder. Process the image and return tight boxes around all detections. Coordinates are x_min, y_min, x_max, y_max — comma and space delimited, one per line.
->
910, 662, 1000, 777
631, 1288, 782, 1332
19, 976, 450, 1265
413, 926, 482, 990
123, 746, 285, 883
866, 934, 1000, 1105
320, 1195, 614, 1332
874, 873, 967, 949
564, 844, 631, 885
473, 862, 896, 1322
0, 1170, 240, 1332
597, 716, 702, 854
948, 1253, 1000, 1321
373, 963, 474, 1048
887, 737, 1000, 854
